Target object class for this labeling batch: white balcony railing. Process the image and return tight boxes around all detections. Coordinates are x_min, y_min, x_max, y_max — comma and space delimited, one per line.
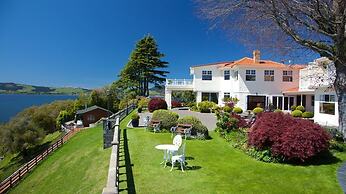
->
166, 79, 193, 87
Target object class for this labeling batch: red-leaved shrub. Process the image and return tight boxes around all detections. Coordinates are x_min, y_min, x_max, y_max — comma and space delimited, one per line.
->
148, 98, 168, 112
248, 112, 330, 162
230, 113, 248, 129
171, 100, 182, 108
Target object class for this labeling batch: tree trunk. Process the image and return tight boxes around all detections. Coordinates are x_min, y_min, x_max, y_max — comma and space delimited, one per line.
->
334, 61, 346, 139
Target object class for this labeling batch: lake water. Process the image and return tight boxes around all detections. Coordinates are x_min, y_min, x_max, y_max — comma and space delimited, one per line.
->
0, 94, 77, 123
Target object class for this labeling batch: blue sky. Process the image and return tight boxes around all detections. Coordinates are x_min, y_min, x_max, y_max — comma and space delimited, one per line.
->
0, 0, 317, 89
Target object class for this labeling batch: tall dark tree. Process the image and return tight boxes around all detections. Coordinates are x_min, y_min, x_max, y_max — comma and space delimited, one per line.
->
118, 35, 168, 96
196, 0, 346, 137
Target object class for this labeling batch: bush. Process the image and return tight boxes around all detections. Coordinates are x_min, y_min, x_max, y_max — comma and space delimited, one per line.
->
291, 110, 303, 117
177, 116, 209, 138
137, 106, 143, 113
290, 105, 297, 111
152, 110, 179, 130
274, 109, 282, 113
248, 112, 331, 162
325, 127, 344, 142
253, 107, 264, 114
216, 112, 247, 134
296, 105, 305, 112
198, 101, 216, 113
223, 106, 232, 113
131, 113, 140, 120
171, 100, 182, 108
138, 97, 149, 108
233, 107, 243, 114
148, 98, 168, 112
302, 111, 314, 118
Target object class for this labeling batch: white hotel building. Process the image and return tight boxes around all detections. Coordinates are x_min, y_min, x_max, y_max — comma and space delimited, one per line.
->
165, 51, 339, 127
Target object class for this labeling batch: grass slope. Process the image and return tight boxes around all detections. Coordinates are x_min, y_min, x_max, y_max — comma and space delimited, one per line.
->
0, 131, 62, 182
122, 112, 346, 193
0, 82, 90, 95
10, 126, 111, 194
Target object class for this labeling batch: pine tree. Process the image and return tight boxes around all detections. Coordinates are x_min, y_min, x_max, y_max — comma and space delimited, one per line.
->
118, 35, 168, 96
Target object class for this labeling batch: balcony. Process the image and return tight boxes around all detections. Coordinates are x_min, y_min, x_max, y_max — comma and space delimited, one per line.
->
165, 79, 194, 90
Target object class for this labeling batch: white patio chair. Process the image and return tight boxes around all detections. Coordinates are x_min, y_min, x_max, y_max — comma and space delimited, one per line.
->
170, 142, 186, 172
170, 126, 177, 138
172, 135, 183, 147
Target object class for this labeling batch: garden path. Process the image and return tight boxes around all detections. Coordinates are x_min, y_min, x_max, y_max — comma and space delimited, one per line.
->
338, 161, 346, 193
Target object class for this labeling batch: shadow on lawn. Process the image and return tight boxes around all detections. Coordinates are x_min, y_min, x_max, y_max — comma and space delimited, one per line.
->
286, 151, 342, 166
119, 128, 136, 194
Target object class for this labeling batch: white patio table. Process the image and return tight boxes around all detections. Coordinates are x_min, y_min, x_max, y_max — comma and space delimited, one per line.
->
155, 144, 179, 167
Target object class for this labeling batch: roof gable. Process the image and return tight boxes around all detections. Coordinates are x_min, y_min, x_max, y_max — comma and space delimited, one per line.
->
76, 105, 113, 115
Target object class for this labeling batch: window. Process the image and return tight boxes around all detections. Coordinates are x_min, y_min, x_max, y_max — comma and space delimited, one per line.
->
224, 70, 230, 80
87, 114, 95, 122
319, 94, 335, 115
311, 95, 315, 107
246, 70, 256, 81
264, 70, 274, 81
283, 70, 293, 82
224, 92, 230, 99
202, 70, 212, 80
320, 94, 335, 102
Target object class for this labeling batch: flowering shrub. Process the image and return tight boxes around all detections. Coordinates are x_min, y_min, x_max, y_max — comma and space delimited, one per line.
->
216, 112, 247, 133
248, 112, 330, 162
148, 98, 167, 112
171, 100, 182, 108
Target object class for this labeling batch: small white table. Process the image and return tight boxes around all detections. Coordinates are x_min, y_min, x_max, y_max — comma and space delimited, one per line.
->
155, 144, 179, 167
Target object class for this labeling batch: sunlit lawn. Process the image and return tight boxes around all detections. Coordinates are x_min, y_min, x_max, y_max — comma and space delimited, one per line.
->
6, 110, 346, 194
9, 126, 111, 194
121, 111, 346, 194
0, 131, 62, 182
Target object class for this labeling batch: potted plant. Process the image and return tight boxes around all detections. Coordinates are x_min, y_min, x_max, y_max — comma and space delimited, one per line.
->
131, 113, 140, 127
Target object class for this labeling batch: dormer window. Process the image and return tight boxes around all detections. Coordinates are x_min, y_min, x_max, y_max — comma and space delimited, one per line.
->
224, 70, 230, 80
283, 70, 293, 82
246, 70, 256, 81
202, 70, 212, 80
264, 70, 274, 81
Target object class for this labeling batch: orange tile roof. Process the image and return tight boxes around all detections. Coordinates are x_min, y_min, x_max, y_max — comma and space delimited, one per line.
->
191, 57, 307, 69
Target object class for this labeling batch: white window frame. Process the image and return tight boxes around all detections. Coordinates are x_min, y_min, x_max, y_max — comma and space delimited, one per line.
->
224, 70, 230, 80
283, 70, 293, 82
264, 70, 275, 81
246, 70, 256, 81
224, 92, 230, 99
202, 70, 212, 80
319, 94, 336, 115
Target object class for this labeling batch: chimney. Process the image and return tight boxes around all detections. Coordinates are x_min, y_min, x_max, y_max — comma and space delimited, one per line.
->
253, 50, 260, 63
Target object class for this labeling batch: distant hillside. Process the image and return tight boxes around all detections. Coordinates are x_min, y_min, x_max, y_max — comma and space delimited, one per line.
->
149, 85, 164, 96
0, 83, 91, 95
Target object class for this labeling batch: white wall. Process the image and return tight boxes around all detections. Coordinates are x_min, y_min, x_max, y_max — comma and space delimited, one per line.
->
237, 67, 300, 95
314, 88, 339, 126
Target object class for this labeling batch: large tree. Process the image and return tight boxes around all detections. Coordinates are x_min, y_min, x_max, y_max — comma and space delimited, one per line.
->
196, 0, 346, 137
118, 35, 168, 96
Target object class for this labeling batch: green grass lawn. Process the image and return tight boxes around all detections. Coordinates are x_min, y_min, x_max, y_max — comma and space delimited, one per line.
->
0, 131, 63, 182
9, 126, 111, 194
120, 111, 346, 194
